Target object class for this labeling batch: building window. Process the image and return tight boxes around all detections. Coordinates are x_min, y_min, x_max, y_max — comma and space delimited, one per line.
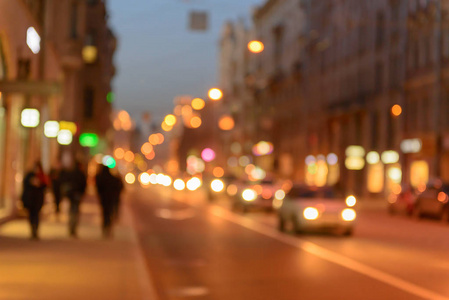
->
84, 88, 94, 119
375, 62, 383, 92
376, 12, 385, 49
70, 2, 78, 39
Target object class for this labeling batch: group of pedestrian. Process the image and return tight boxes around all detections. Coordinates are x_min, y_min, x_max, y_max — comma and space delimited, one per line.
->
21, 158, 123, 240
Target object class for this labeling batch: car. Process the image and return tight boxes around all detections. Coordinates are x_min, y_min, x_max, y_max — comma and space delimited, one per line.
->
231, 179, 283, 213
277, 185, 357, 236
413, 181, 449, 222
387, 184, 417, 216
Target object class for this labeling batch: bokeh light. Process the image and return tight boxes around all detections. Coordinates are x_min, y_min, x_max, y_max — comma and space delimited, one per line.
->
213, 167, 224, 178
218, 115, 235, 131
211, 179, 225, 192
141, 143, 153, 155
391, 104, 402, 117
248, 40, 264, 53
190, 116, 202, 128
173, 179, 186, 191
114, 148, 125, 159
208, 88, 223, 101
164, 114, 177, 126
201, 148, 216, 162
125, 173, 136, 184
191, 98, 205, 110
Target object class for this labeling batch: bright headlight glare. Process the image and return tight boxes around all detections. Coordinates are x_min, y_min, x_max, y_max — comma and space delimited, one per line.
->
211, 179, 225, 192
346, 195, 357, 207
242, 189, 257, 201
342, 208, 356, 221
303, 207, 319, 220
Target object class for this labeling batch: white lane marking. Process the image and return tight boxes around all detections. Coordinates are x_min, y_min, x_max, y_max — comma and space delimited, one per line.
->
155, 208, 196, 220
210, 206, 449, 300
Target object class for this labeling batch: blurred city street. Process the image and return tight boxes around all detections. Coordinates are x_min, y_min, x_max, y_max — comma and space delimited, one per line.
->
2, 0, 449, 299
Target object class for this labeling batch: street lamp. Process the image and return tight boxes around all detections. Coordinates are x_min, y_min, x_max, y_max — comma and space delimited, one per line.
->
21, 108, 40, 128
248, 40, 264, 54
208, 88, 223, 101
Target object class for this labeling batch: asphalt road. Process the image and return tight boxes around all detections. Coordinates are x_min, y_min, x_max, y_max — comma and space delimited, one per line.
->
128, 186, 449, 300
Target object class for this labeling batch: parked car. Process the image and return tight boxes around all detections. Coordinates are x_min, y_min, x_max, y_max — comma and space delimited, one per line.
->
387, 184, 417, 216
231, 179, 283, 213
277, 185, 357, 236
413, 181, 449, 222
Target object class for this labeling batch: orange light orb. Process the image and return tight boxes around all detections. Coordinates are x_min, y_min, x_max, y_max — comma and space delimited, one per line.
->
164, 114, 177, 126
218, 115, 235, 131
124, 151, 135, 162
248, 40, 264, 53
191, 98, 205, 110
118, 110, 130, 122
146, 151, 155, 160
148, 134, 158, 145
156, 133, 165, 144
391, 104, 402, 117
161, 121, 173, 132
208, 88, 223, 101
190, 116, 202, 128
141, 142, 153, 155
114, 148, 125, 159
182, 105, 193, 116
213, 167, 225, 178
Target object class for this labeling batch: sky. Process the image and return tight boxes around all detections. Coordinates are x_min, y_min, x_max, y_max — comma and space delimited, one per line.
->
107, 0, 264, 123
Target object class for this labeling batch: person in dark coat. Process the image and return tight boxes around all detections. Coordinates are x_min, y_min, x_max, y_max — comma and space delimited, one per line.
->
49, 162, 62, 214
21, 162, 48, 240
60, 161, 87, 238
95, 165, 123, 238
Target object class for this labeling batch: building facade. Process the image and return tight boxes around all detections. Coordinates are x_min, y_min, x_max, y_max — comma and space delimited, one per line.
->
219, 0, 449, 198
0, 0, 116, 222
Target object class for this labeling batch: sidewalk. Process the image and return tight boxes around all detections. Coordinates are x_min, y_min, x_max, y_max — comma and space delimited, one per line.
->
0, 194, 157, 300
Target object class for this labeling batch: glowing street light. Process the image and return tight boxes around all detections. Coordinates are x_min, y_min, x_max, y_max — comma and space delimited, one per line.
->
21, 109, 40, 128
191, 98, 205, 110
44, 121, 59, 137
164, 114, 177, 126
208, 88, 223, 101
57, 129, 73, 145
248, 40, 264, 53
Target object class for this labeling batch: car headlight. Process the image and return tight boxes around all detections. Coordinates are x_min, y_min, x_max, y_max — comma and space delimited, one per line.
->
303, 207, 319, 220
242, 189, 257, 202
345, 195, 356, 207
210, 179, 225, 192
341, 208, 356, 221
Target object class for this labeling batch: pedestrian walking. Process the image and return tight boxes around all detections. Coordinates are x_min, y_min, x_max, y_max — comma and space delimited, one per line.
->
61, 161, 87, 238
21, 162, 48, 240
95, 165, 123, 238
49, 161, 63, 214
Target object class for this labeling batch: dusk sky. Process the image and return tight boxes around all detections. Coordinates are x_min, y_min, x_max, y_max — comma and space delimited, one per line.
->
108, 0, 264, 123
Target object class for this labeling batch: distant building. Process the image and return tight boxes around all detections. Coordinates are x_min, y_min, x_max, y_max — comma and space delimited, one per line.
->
218, 0, 449, 197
